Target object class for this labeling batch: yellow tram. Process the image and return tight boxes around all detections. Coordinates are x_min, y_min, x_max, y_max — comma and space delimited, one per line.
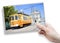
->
9, 13, 32, 28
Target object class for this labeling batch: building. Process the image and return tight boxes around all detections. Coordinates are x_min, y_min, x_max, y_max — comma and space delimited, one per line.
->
31, 9, 41, 23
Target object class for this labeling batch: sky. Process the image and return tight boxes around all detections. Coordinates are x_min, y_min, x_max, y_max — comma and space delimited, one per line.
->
14, 3, 45, 18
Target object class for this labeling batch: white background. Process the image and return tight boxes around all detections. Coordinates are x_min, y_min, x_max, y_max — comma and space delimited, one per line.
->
0, 0, 60, 43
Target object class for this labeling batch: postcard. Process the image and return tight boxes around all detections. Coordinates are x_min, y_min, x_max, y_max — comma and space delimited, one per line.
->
3, 3, 45, 34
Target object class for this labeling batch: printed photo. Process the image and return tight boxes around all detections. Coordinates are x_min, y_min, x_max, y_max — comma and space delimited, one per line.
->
3, 3, 45, 34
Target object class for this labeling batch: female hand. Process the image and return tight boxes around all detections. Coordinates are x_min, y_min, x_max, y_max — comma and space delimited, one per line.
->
36, 23, 60, 43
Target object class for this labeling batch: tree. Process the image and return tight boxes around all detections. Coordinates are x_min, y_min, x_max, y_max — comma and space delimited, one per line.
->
3, 6, 18, 22
3, 6, 18, 29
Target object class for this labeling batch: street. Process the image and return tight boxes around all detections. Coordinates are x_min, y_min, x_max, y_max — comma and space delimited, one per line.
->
5, 24, 39, 34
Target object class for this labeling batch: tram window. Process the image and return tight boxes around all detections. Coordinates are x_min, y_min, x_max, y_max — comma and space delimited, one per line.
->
15, 16, 18, 20
29, 17, 31, 19
23, 16, 28, 20
11, 16, 14, 20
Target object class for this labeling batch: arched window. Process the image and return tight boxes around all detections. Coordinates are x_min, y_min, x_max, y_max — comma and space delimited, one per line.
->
15, 16, 19, 20
11, 16, 14, 20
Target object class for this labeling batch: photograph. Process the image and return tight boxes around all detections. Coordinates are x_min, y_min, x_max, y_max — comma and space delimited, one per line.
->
3, 3, 45, 34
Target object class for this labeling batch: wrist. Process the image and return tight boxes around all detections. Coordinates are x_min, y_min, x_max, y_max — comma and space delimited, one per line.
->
54, 34, 60, 43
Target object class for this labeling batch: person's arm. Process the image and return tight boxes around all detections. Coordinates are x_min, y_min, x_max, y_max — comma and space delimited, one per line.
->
36, 23, 60, 43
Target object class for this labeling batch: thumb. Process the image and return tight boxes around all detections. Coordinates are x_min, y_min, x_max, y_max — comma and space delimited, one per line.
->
36, 23, 47, 32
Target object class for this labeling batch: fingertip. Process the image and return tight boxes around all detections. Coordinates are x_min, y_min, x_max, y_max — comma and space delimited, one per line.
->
36, 23, 42, 27
36, 23, 47, 32
36, 23, 42, 29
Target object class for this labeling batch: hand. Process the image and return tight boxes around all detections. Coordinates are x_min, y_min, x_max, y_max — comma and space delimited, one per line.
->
36, 23, 60, 43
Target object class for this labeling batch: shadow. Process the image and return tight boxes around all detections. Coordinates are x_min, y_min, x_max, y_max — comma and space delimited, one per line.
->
2, 7, 6, 34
